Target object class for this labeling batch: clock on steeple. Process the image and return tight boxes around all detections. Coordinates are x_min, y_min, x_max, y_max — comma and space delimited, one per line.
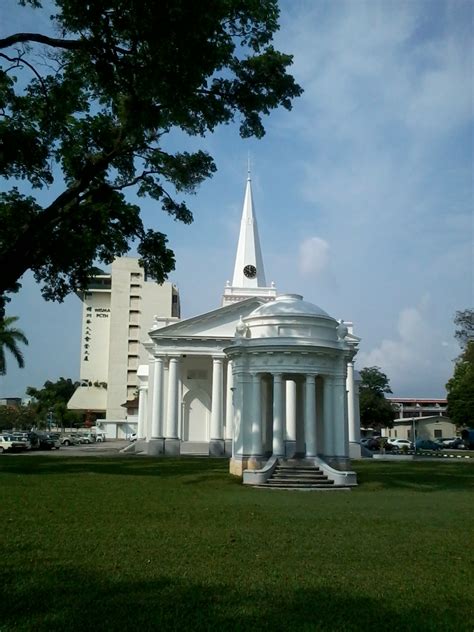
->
243, 264, 257, 279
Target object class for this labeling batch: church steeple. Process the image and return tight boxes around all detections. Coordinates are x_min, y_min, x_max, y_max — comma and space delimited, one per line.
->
222, 170, 277, 306
231, 170, 267, 288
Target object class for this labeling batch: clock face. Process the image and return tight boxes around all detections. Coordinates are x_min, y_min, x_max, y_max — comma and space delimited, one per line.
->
243, 264, 257, 279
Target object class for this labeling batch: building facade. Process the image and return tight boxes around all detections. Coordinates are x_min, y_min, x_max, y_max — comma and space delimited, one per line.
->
68, 258, 180, 437
388, 397, 448, 419
135, 174, 362, 484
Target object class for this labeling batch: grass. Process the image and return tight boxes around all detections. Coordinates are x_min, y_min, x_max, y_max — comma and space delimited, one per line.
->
1, 457, 473, 631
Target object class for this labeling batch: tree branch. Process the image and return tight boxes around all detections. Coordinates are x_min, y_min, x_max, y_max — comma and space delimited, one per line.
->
0, 32, 131, 55
0, 32, 87, 50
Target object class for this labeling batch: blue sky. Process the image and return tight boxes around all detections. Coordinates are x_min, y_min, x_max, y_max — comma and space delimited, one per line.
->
1, 0, 472, 398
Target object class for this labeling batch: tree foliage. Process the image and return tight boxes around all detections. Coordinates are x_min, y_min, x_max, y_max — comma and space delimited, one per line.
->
446, 339, 474, 428
0, 0, 302, 315
454, 309, 474, 351
0, 403, 38, 430
26, 377, 79, 415
0, 315, 28, 374
359, 366, 395, 430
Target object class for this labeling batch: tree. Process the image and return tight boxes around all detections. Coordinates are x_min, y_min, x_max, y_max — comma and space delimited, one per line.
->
446, 311, 474, 426
0, 0, 302, 316
454, 309, 474, 351
359, 366, 396, 430
0, 315, 28, 374
26, 377, 81, 427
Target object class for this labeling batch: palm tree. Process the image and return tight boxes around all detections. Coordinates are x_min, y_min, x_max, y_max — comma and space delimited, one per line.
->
0, 316, 28, 375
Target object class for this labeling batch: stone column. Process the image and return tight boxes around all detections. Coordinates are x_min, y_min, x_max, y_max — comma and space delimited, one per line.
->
210, 356, 224, 455
304, 374, 317, 457
347, 360, 359, 443
151, 357, 164, 438
285, 379, 297, 439
137, 384, 148, 439
323, 375, 334, 456
250, 373, 263, 458
333, 371, 350, 467
165, 356, 180, 455
272, 373, 284, 456
224, 360, 233, 455
295, 379, 305, 455
148, 357, 164, 454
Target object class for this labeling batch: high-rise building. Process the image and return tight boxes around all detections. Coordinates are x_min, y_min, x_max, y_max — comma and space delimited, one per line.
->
68, 258, 179, 436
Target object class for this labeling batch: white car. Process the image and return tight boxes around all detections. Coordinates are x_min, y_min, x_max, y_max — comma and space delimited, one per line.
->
0, 435, 29, 453
388, 438, 413, 449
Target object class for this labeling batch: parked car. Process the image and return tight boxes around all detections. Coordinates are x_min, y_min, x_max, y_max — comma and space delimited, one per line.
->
0, 434, 29, 453
443, 438, 466, 450
129, 433, 137, 442
461, 428, 474, 450
440, 437, 456, 447
415, 439, 442, 451
31, 432, 60, 450
60, 434, 81, 446
78, 434, 93, 444
11, 433, 32, 449
387, 438, 413, 450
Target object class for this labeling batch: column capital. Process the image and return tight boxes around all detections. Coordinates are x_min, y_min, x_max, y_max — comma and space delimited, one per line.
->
273, 372, 283, 381
305, 373, 317, 383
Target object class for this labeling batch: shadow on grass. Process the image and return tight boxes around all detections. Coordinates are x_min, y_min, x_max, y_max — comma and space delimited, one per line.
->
1, 566, 469, 632
353, 460, 474, 492
0, 455, 232, 481
1, 457, 473, 493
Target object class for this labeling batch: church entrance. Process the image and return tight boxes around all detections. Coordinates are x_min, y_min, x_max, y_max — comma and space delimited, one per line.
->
183, 389, 210, 441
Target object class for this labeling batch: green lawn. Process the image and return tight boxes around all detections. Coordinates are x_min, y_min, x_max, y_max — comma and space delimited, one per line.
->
1, 457, 473, 631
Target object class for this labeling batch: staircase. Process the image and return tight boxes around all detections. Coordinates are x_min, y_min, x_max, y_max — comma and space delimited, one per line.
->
257, 460, 351, 491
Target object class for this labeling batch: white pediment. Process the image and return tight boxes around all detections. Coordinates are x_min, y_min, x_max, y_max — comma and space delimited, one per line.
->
149, 298, 264, 340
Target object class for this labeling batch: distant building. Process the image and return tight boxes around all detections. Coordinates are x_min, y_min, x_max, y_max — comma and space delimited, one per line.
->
382, 416, 456, 442
0, 397, 22, 407
388, 397, 447, 419
377, 397, 454, 442
67, 258, 180, 437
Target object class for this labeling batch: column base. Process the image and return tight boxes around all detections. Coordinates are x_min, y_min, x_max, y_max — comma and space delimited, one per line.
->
285, 440, 296, 458
164, 438, 181, 456
349, 442, 362, 459
135, 439, 147, 453
209, 439, 225, 457
324, 455, 352, 471
224, 439, 232, 457
147, 438, 165, 456
230, 456, 264, 477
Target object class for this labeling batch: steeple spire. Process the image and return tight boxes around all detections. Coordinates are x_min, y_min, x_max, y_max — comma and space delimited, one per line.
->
231, 172, 267, 288
222, 169, 277, 306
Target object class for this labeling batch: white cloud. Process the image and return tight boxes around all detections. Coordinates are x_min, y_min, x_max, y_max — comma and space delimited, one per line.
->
357, 300, 458, 396
299, 236, 330, 277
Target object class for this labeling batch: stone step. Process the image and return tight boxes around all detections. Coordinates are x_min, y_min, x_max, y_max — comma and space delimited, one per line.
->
270, 478, 332, 485
277, 465, 319, 471
255, 484, 351, 491
272, 472, 328, 480
180, 441, 209, 455
262, 480, 335, 488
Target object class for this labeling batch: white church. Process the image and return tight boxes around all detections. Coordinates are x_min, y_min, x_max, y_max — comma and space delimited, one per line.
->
134, 173, 362, 487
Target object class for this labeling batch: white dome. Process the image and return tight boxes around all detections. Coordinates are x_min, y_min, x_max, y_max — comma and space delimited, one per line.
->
242, 293, 338, 344
249, 294, 332, 319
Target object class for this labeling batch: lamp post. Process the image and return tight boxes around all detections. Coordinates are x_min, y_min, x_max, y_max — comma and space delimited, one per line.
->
412, 417, 416, 453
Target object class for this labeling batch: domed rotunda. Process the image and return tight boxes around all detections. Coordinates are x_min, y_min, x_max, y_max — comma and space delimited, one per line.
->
225, 294, 359, 484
